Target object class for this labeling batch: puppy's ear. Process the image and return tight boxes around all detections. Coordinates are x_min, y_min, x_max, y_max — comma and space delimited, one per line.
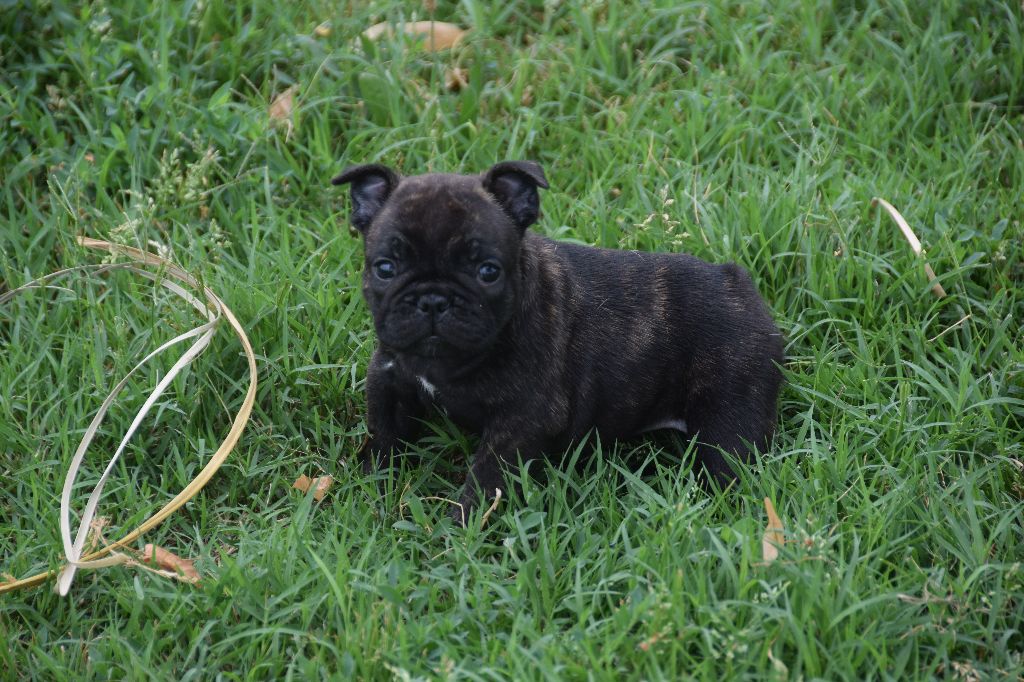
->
331, 164, 401, 233
482, 161, 549, 230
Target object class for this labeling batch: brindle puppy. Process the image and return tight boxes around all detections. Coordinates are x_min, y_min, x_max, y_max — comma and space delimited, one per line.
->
333, 161, 784, 525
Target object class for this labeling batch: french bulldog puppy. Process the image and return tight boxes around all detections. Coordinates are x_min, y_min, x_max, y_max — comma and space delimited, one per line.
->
332, 161, 784, 526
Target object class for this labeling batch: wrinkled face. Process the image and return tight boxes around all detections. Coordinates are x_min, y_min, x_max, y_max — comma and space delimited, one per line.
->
361, 176, 524, 358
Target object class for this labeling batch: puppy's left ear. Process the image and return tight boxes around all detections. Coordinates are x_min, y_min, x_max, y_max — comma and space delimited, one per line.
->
482, 161, 549, 230
331, 164, 401, 233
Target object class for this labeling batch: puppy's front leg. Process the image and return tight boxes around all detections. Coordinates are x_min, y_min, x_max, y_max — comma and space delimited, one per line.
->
452, 430, 541, 527
360, 353, 423, 472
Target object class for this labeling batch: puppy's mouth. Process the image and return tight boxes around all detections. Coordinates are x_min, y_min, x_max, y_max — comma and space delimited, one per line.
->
405, 330, 499, 357
412, 334, 450, 358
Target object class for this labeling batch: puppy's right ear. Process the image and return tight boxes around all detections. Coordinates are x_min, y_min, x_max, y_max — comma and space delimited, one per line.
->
331, 164, 400, 233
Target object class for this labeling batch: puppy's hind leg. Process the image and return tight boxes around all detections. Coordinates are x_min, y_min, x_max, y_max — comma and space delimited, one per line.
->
684, 402, 774, 489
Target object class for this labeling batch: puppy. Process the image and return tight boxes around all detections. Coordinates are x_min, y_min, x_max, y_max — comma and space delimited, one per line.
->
332, 161, 784, 525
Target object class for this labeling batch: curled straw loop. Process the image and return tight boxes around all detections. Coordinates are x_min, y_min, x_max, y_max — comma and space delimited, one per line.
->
0, 238, 257, 594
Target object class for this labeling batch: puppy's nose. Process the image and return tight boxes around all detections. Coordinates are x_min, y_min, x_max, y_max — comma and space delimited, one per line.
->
416, 293, 451, 315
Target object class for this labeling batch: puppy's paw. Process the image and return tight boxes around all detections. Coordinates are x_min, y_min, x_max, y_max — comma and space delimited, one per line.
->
360, 452, 381, 475
359, 437, 395, 474
449, 494, 476, 528
450, 485, 505, 528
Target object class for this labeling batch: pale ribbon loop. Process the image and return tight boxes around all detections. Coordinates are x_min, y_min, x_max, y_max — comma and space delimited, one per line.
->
0, 238, 257, 595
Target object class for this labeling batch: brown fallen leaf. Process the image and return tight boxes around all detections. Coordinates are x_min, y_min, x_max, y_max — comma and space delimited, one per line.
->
269, 85, 297, 139
139, 544, 200, 584
637, 631, 663, 652
762, 497, 785, 564
269, 85, 297, 121
293, 473, 334, 501
766, 647, 789, 680
363, 21, 467, 51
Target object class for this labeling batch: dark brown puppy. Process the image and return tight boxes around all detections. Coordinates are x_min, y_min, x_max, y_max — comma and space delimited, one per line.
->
332, 161, 784, 526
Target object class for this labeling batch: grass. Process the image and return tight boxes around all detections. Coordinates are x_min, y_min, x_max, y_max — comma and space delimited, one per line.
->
2, 0, 1023, 678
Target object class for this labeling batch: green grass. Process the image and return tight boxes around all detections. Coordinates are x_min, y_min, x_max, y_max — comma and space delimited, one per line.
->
2, 0, 1023, 678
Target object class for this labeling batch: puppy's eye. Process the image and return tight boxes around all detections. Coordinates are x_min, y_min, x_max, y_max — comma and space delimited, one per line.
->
373, 258, 397, 280
477, 261, 501, 284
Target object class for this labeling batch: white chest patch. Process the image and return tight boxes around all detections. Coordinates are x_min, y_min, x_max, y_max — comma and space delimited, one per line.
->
417, 375, 437, 398
640, 418, 689, 434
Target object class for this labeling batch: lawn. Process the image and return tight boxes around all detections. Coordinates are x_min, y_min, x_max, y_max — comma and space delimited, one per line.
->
2, 0, 1023, 679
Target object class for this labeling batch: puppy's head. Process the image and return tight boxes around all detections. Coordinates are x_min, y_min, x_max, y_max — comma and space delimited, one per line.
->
332, 161, 548, 360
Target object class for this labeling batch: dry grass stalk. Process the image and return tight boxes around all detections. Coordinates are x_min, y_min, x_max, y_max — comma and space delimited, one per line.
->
872, 197, 947, 298
479, 489, 503, 529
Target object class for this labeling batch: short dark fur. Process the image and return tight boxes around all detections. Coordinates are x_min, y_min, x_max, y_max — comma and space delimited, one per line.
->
332, 161, 784, 525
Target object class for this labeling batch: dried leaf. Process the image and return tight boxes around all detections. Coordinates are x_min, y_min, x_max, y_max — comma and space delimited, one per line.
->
269, 85, 297, 121
293, 474, 334, 501
140, 544, 200, 583
762, 497, 785, 564
361, 23, 390, 41
444, 67, 468, 92
766, 647, 789, 680
637, 631, 663, 652
363, 21, 467, 51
